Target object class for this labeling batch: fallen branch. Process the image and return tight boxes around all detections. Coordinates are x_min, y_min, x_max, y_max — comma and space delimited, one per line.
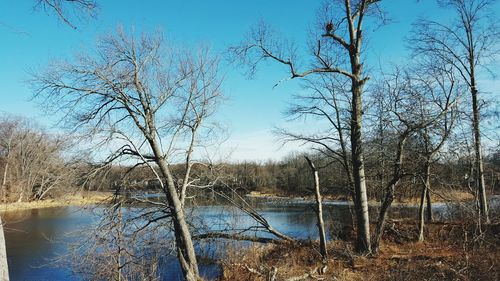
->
193, 232, 288, 244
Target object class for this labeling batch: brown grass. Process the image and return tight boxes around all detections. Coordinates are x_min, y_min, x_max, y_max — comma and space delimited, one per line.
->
0, 191, 113, 213
248, 189, 475, 204
220, 221, 500, 281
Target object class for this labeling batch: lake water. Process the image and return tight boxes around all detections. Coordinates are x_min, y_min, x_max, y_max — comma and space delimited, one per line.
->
3, 197, 499, 280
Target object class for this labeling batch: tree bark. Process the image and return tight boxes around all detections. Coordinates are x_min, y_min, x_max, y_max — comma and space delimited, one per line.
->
470, 78, 489, 223
418, 162, 432, 242
347, 1, 371, 252
372, 182, 396, 252
305, 156, 327, 260
351, 82, 371, 254
193, 233, 284, 244
372, 135, 407, 253
1, 162, 8, 203
0, 216, 9, 281
150, 140, 200, 281
418, 183, 426, 242
425, 183, 433, 222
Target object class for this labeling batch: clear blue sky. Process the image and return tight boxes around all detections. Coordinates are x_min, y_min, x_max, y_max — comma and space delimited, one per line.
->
1, 1, 498, 161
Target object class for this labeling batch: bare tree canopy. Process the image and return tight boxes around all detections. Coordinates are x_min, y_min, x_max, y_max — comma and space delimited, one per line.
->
230, 0, 385, 254
34, 0, 98, 29
410, 0, 500, 223
30, 28, 224, 281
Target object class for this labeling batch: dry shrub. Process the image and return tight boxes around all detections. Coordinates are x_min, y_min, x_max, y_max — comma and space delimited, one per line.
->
220, 221, 500, 281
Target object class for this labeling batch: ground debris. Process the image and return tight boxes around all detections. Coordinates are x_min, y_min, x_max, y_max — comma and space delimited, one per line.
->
221, 221, 500, 281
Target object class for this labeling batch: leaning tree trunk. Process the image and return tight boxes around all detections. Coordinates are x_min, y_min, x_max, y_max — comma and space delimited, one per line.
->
372, 136, 406, 253
0, 216, 9, 281
305, 156, 327, 260
372, 182, 396, 253
150, 141, 200, 281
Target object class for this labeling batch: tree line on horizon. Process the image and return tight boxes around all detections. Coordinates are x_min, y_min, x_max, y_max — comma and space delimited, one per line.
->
1, 113, 499, 203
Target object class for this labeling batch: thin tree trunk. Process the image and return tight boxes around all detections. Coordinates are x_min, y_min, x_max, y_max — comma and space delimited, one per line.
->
116, 204, 123, 281
423, 162, 432, 234
418, 164, 431, 242
305, 156, 327, 260
0, 216, 9, 281
470, 81, 489, 223
468, 42, 489, 223
425, 185, 433, 222
372, 135, 407, 253
418, 184, 426, 242
1, 162, 8, 203
372, 183, 396, 252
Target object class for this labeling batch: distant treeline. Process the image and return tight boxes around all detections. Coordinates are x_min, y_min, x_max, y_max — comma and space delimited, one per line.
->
92, 147, 500, 201
1, 115, 499, 203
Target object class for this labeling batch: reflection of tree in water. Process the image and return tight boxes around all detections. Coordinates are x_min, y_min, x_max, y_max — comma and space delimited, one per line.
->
3, 197, 499, 279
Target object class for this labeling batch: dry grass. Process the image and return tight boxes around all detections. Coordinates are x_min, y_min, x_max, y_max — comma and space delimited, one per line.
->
220, 221, 500, 281
248, 189, 475, 204
396, 189, 475, 204
0, 191, 113, 213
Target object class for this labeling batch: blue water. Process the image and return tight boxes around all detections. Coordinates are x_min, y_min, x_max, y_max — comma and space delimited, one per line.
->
3, 197, 499, 280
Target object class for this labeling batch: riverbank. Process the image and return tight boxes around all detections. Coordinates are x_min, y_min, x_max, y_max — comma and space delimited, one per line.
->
247, 189, 476, 205
0, 191, 113, 213
221, 221, 500, 281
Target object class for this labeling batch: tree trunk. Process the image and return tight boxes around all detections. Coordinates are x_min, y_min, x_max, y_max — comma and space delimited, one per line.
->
425, 184, 433, 222
150, 141, 200, 281
372, 183, 395, 253
351, 79, 371, 254
471, 84, 489, 223
116, 204, 123, 281
469, 47, 489, 224
418, 185, 426, 242
0, 216, 9, 281
305, 157, 328, 260
372, 135, 407, 253
1, 162, 8, 203
419, 161, 432, 242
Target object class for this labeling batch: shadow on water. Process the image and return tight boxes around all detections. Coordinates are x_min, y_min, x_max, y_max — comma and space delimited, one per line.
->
2, 196, 499, 280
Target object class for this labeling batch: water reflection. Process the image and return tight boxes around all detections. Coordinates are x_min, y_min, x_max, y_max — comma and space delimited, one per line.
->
2, 196, 499, 280
3, 207, 93, 281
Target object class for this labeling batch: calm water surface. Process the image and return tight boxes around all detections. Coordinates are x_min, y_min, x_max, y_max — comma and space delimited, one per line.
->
3, 197, 499, 280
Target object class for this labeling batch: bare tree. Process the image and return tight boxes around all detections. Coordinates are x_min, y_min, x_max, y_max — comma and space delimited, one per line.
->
410, 0, 500, 223
30, 29, 224, 281
0, 116, 20, 202
304, 156, 328, 260
0, 116, 76, 202
276, 75, 354, 200
369, 67, 456, 252
34, 0, 98, 29
414, 66, 459, 242
66, 199, 167, 281
230, 0, 384, 254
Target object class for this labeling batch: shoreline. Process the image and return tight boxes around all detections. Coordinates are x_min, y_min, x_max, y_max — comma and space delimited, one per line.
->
0, 190, 495, 213
0, 191, 113, 213
246, 190, 496, 206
